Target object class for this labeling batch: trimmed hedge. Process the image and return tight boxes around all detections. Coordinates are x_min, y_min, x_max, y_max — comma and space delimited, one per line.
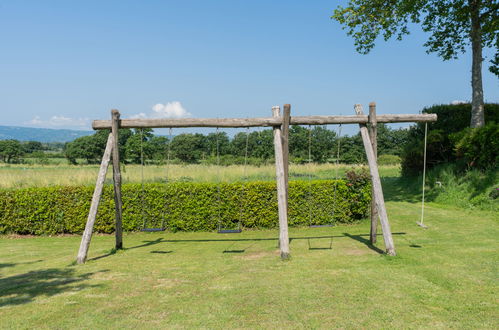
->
0, 180, 370, 235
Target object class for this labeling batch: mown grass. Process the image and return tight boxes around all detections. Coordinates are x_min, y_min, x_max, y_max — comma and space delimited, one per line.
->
0, 163, 401, 188
0, 200, 497, 328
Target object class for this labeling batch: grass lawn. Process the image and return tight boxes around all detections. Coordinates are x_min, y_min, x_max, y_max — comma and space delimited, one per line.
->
1, 199, 498, 328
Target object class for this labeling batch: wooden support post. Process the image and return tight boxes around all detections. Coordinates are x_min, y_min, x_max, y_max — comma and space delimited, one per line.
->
282, 104, 291, 202
111, 109, 123, 250
355, 104, 396, 256
368, 102, 378, 244
77, 133, 114, 264
272, 106, 290, 259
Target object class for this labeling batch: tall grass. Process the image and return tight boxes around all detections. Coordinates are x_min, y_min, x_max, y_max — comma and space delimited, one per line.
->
425, 164, 499, 211
0, 163, 401, 188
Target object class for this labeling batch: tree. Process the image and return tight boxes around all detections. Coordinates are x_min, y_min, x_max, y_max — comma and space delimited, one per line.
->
64, 136, 102, 164
170, 133, 207, 163
376, 124, 410, 156
22, 141, 44, 154
289, 125, 337, 163
64, 128, 132, 164
0, 140, 23, 163
124, 129, 154, 164
332, 0, 498, 128
207, 131, 230, 156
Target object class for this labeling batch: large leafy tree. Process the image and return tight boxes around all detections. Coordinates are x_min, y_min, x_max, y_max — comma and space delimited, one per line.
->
332, 0, 498, 127
170, 133, 207, 163
0, 139, 23, 163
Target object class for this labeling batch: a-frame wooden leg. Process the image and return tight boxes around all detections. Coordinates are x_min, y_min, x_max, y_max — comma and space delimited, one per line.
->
77, 133, 114, 264
355, 104, 396, 256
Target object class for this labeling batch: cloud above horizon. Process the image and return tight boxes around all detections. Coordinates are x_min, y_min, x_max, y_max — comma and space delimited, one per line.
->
25, 115, 90, 130
451, 100, 468, 105
130, 101, 191, 119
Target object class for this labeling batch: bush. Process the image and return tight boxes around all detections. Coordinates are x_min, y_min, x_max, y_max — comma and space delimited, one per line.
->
0, 180, 371, 235
452, 123, 499, 170
401, 103, 499, 175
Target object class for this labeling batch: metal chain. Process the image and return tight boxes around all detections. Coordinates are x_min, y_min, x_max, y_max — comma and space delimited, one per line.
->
331, 124, 342, 222
216, 127, 222, 230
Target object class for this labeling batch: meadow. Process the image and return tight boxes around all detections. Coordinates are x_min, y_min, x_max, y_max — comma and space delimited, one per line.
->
0, 162, 401, 188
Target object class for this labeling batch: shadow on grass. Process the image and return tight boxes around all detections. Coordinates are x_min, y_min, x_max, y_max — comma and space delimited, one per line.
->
90, 232, 407, 261
343, 233, 384, 254
0, 267, 107, 307
382, 176, 421, 203
0, 260, 43, 271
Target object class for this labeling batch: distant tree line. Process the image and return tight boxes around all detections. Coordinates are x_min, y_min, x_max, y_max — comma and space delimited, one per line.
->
62, 124, 409, 165
0, 140, 64, 164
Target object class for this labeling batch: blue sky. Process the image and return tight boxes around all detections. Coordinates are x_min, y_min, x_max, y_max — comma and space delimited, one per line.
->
0, 0, 497, 135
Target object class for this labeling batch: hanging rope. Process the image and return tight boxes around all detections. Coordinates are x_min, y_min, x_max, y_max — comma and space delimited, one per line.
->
417, 122, 429, 229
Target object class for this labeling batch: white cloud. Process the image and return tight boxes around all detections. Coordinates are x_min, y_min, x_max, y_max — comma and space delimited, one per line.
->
130, 101, 191, 119
130, 112, 147, 119
25, 115, 90, 129
451, 100, 468, 105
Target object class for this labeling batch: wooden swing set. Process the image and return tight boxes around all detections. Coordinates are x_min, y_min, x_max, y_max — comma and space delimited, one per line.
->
76, 103, 436, 264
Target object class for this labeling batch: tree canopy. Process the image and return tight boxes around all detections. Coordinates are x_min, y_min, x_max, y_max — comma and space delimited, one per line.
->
332, 0, 499, 127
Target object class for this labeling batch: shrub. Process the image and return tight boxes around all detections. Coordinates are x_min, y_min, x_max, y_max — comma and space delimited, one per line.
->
401, 103, 499, 175
0, 180, 371, 235
452, 123, 499, 170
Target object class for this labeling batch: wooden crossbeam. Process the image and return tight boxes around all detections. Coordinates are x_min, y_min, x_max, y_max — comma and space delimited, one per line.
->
92, 113, 437, 129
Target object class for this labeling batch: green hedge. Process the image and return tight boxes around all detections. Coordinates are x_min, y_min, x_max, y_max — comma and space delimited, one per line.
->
0, 180, 370, 235
401, 103, 499, 175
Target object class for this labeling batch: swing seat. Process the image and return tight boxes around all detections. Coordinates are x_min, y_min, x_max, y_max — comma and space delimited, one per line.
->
217, 229, 242, 234
141, 228, 166, 232
309, 224, 334, 228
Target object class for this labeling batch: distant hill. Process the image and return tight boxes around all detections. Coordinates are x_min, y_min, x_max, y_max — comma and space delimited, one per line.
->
0, 125, 94, 142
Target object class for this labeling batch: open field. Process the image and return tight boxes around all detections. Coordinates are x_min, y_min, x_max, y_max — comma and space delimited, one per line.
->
1, 198, 498, 328
0, 163, 401, 188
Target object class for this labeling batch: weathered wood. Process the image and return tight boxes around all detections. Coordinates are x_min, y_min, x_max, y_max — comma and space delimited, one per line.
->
272, 106, 290, 259
368, 102, 379, 244
375, 114, 437, 123
292, 114, 437, 125
77, 133, 114, 264
355, 104, 396, 256
92, 113, 437, 129
93, 117, 282, 129
111, 110, 123, 250
282, 104, 291, 203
